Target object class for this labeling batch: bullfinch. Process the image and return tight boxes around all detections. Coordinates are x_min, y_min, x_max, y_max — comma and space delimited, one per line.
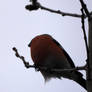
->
28, 34, 86, 90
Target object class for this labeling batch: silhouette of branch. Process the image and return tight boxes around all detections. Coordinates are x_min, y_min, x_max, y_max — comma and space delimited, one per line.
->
80, 0, 90, 20
39, 5, 82, 18
25, 3, 82, 18
12, 47, 87, 72
12, 47, 34, 68
31, 0, 37, 5
80, 0, 90, 80
81, 8, 89, 63
40, 4, 92, 18
90, 12, 92, 15
25, 1, 92, 18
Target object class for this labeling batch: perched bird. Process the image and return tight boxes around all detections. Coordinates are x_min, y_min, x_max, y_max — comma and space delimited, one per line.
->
28, 34, 86, 90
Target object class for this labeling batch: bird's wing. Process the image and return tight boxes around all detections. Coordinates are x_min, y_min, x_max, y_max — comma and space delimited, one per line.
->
52, 38, 75, 68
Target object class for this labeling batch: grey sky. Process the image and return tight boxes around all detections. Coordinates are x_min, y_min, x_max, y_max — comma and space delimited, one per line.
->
0, 0, 92, 92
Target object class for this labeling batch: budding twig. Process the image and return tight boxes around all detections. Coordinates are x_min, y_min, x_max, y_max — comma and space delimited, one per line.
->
26, 0, 92, 18
39, 5, 82, 18
12, 47, 87, 72
12, 47, 34, 68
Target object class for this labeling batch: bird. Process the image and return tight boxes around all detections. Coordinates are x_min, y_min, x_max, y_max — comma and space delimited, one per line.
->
28, 34, 86, 90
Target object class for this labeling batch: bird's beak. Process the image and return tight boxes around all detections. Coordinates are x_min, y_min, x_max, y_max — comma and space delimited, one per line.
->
28, 41, 31, 47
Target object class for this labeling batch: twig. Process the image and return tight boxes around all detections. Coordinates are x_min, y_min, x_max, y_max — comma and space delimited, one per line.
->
80, 0, 90, 20
31, 0, 37, 5
12, 47, 34, 68
40, 4, 92, 18
39, 5, 82, 18
36, 65, 87, 72
26, 1, 92, 18
81, 8, 89, 62
12, 47, 87, 72
90, 12, 92, 15
80, 0, 90, 79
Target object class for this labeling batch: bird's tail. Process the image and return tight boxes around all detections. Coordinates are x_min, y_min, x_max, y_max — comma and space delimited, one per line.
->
72, 71, 87, 90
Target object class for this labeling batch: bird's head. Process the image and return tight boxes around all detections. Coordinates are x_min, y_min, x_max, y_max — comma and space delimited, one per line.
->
28, 34, 52, 47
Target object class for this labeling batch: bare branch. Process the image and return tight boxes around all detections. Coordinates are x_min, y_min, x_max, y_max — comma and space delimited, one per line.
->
90, 12, 92, 15
80, 0, 90, 80
31, 0, 37, 5
80, 0, 90, 20
25, 1, 92, 18
12, 47, 34, 68
39, 4, 92, 18
25, 0, 39, 11
12, 47, 87, 72
51, 65, 87, 72
81, 8, 89, 62
39, 5, 82, 18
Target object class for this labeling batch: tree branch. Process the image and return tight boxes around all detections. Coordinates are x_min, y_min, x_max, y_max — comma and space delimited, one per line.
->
25, 1, 92, 18
39, 5, 82, 18
12, 47, 87, 72
12, 47, 34, 68
80, 0, 90, 20
80, 0, 90, 81
81, 8, 89, 63
87, 14, 92, 92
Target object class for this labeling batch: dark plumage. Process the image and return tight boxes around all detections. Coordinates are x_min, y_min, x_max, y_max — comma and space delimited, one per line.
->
29, 34, 86, 90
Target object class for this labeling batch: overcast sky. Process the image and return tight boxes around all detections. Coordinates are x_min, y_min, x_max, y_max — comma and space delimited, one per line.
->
0, 0, 92, 92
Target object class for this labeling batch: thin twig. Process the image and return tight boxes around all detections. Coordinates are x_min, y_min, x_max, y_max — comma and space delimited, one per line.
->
80, 0, 90, 79
40, 4, 92, 18
40, 5, 82, 18
12, 47, 34, 68
12, 47, 87, 72
31, 0, 37, 5
36, 65, 87, 72
80, 0, 90, 20
26, 1, 92, 18
26, 0, 82, 18
81, 8, 89, 62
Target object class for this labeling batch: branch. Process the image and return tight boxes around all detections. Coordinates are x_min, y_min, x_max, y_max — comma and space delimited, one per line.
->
81, 8, 89, 63
90, 12, 92, 15
31, 0, 37, 5
39, 4, 92, 18
80, 0, 90, 80
25, 3, 82, 18
12, 47, 87, 72
25, 1, 92, 18
12, 47, 34, 68
39, 5, 82, 18
87, 12, 92, 92
25, 0, 39, 11
80, 0, 90, 20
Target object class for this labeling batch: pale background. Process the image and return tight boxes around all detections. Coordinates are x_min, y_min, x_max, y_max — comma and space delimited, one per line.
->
0, 0, 92, 92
